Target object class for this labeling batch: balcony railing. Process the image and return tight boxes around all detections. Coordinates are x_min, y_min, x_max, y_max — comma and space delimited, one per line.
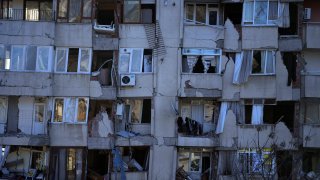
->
0, 8, 55, 21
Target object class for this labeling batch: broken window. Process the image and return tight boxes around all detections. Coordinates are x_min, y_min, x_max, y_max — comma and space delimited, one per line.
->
243, 0, 282, 25
251, 50, 275, 75
305, 102, 320, 124
178, 99, 219, 136
122, 99, 151, 124
25, 0, 53, 21
238, 148, 276, 176
30, 150, 44, 170
119, 48, 153, 73
178, 148, 213, 180
0, 45, 52, 72
303, 151, 320, 175
55, 47, 92, 73
224, 3, 243, 25
122, 0, 155, 23
57, 0, 92, 23
182, 48, 221, 74
117, 147, 149, 172
34, 103, 45, 123
88, 100, 113, 137
279, 3, 298, 35
53, 97, 89, 123
185, 3, 219, 25
87, 150, 110, 178
95, 0, 115, 26
0, 97, 8, 134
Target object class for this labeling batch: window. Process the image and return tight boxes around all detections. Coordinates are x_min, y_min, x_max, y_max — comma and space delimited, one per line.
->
57, 0, 92, 23
178, 100, 219, 135
67, 149, 76, 179
30, 151, 44, 170
251, 50, 275, 75
178, 148, 212, 176
25, 0, 53, 21
123, 99, 151, 124
53, 97, 89, 123
55, 48, 92, 73
185, 3, 219, 25
182, 48, 222, 74
0, 97, 8, 133
123, 0, 155, 23
34, 103, 45, 123
243, 0, 278, 25
119, 48, 152, 73
305, 102, 320, 124
238, 148, 275, 176
0, 45, 53, 72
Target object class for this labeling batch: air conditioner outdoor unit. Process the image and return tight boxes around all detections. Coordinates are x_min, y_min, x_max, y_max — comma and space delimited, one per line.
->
120, 74, 136, 86
304, 8, 311, 20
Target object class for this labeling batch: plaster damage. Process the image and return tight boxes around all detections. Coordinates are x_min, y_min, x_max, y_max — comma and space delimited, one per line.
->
224, 19, 240, 51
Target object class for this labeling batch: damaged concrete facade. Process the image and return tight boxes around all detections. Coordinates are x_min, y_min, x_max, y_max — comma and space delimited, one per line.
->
0, 0, 319, 179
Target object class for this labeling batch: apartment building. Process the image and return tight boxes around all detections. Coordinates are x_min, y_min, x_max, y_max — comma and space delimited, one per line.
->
0, 0, 319, 179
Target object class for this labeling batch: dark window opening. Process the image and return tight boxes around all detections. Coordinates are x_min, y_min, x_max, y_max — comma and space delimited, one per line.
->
91, 51, 113, 86
120, 147, 149, 172
96, 0, 115, 25
303, 151, 320, 174
282, 52, 297, 86
141, 99, 151, 123
67, 48, 79, 72
142, 49, 153, 72
277, 151, 292, 180
182, 55, 220, 74
141, 4, 155, 24
224, 3, 242, 25
87, 150, 110, 178
279, 3, 298, 36
252, 50, 262, 73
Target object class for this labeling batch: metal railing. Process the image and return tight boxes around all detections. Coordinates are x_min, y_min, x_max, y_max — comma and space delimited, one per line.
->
0, 8, 55, 21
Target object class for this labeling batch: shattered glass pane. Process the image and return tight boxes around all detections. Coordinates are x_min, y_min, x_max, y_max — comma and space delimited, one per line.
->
196, 4, 206, 24
254, 1, 268, 24
54, 98, 64, 122
123, 0, 140, 23
77, 98, 88, 122
190, 152, 201, 172
80, 48, 90, 73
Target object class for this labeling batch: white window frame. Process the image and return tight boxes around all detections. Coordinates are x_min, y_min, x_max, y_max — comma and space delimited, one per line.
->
119, 48, 153, 74
182, 48, 222, 74
33, 103, 46, 123
184, 3, 219, 25
10, 45, 26, 71
52, 97, 89, 124
242, 0, 279, 26
54, 48, 92, 74
36, 46, 53, 72
238, 148, 276, 175
250, 50, 275, 75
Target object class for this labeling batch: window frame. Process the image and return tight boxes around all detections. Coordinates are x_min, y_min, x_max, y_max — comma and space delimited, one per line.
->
178, 149, 212, 174
36, 46, 53, 72
119, 48, 153, 74
181, 48, 222, 74
57, 0, 93, 23
52, 97, 89, 124
184, 3, 219, 26
242, 0, 279, 26
55, 47, 92, 74
238, 148, 276, 175
10, 45, 26, 71
33, 103, 46, 123
122, 0, 155, 24
250, 50, 275, 75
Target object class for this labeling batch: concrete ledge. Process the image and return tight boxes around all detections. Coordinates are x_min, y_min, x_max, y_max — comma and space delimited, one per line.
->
0, 135, 49, 146
177, 136, 219, 147
279, 36, 302, 51
88, 137, 114, 149
115, 136, 157, 146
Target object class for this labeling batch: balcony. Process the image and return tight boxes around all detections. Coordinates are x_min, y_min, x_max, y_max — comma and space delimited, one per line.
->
52, 74, 91, 96
302, 73, 320, 98
118, 74, 154, 97
179, 73, 222, 97
240, 76, 276, 99
177, 136, 219, 147
49, 123, 88, 146
303, 124, 320, 148
183, 25, 224, 49
304, 23, 320, 49
0, 134, 49, 146
242, 26, 278, 49
119, 24, 151, 48
0, 8, 55, 21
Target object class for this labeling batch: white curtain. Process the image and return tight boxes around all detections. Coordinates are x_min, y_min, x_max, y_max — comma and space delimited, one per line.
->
216, 102, 228, 134
251, 104, 263, 125
187, 55, 198, 73
233, 51, 252, 84
278, 3, 290, 28
233, 52, 243, 84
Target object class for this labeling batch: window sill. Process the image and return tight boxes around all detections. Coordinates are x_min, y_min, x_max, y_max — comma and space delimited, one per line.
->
250, 74, 275, 76
242, 24, 278, 27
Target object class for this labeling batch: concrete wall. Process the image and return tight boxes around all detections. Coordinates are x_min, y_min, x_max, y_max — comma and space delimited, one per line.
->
305, 23, 320, 49
240, 76, 276, 98
52, 74, 91, 97
49, 124, 87, 146
279, 37, 302, 52
111, 172, 148, 180
119, 24, 149, 48
303, 75, 320, 98
303, 124, 320, 147
183, 25, 224, 48
0, 21, 55, 46
303, 50, 320, 72
0, 72, 53, 96
179, 74, 222, 97
55, 24, 92, 47
93, 36, 119, 50
118, 74, 154, 97
242, 26, 278, 49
